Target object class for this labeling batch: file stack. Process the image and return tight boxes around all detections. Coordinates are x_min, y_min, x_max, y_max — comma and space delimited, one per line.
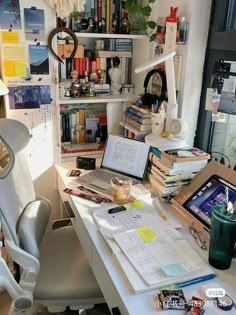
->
148, 147, 211, 198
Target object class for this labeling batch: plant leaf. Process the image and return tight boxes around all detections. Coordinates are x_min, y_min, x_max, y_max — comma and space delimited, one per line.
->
150, 33, 157, 42
141, 6, 152, 16
147, 21, 156, 29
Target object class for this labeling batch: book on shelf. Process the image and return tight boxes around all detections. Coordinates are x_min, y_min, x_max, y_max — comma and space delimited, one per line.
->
124, 109, 151, 124
131, 103, 151, 114
150, 162, 196, 183
126, 106, 151, 118
120, 121, 150, 141
149, 152, 207, 176
126, 117, 152, 131
95, 50, 132, 58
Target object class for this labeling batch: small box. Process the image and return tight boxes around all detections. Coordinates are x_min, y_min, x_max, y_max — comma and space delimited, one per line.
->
76, 156, 96, 170
63, 44, 84, 58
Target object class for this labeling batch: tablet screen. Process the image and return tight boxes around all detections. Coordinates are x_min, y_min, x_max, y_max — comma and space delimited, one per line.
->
183, 175, 236, 228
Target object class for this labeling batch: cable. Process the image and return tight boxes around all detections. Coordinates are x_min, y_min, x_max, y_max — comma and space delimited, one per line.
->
210, 151, 231, 168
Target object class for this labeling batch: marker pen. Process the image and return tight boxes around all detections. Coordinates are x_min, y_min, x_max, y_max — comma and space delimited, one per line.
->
108, 206, 127, 214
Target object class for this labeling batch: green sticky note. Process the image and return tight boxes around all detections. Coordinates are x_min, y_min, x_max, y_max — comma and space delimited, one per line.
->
160, 263, 187, 277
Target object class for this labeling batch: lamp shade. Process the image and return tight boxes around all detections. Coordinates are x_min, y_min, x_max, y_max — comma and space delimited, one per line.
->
0, 79, 9, 96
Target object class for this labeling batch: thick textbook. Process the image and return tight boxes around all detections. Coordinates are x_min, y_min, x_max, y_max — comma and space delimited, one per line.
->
126, 106, 151, 118
149, 152, 207, 175
126, 117, 152, 131
148, 173, 188, 196
162, 147, 210, 162
151, 147, 209, 169
150, 163, 196, 183
149, 167, 192, 186
131, 103, 151, 114
124, 109, 151, 124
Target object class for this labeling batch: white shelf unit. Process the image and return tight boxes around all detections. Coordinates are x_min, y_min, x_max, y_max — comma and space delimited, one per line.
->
56, 33, 150, 161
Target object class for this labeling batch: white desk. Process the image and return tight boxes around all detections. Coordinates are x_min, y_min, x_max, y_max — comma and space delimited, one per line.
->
55, 161, 236, 315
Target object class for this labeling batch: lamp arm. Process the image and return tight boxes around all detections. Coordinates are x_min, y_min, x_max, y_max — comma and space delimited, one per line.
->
165, 56, 178, 131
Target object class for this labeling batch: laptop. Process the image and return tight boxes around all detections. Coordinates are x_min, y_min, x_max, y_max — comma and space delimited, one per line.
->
75, 134, 150, 196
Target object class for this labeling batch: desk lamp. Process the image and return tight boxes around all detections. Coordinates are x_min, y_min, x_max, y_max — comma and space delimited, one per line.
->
0, 79, 9, 96
135, 51, 186, 150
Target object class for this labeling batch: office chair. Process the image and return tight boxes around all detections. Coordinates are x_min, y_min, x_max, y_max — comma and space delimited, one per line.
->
0, 118, 105, 314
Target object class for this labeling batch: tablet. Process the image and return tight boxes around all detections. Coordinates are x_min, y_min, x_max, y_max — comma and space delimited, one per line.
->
183, 175, 236, 229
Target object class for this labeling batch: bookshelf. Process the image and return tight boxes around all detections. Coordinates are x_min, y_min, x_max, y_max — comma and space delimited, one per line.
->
56, 33, 149, 161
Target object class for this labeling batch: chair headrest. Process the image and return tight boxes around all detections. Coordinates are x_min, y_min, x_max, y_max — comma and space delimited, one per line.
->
0, 119, 30, 178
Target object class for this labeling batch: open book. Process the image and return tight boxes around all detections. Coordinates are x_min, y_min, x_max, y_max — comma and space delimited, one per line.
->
93, 201, 214, 293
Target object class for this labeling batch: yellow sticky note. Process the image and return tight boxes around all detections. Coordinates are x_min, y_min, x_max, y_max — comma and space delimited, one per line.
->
136, 226, 157, 242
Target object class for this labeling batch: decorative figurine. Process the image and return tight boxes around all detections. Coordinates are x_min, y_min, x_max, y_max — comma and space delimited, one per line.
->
120, 12, 130, 34
70, 69, 79, 83
112, 14, 119, 34
88, 17, 94, 32
108, 56, 122, 95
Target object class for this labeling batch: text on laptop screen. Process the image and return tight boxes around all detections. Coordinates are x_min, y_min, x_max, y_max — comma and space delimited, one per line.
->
101, 135, 150, 180
183, 175, 236, 228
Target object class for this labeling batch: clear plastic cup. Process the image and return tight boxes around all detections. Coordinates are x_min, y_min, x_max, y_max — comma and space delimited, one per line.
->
110, 177, 133, 205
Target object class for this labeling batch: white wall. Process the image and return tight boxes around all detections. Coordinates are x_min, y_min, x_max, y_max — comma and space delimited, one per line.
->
153, 0, 212, 146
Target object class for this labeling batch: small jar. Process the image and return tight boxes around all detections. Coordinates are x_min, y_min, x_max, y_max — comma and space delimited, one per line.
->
178, 17, 188, 44
121, 84, 135, 95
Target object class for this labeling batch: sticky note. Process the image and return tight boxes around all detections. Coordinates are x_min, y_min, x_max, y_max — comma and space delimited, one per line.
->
136, 226, 157, 242
160, 263, 187, 277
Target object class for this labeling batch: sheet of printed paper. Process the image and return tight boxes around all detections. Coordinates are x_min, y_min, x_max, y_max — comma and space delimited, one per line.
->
113, 226, 203, 286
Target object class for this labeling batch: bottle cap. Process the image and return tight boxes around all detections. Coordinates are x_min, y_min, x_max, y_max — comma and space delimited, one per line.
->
166, 7, 178, 22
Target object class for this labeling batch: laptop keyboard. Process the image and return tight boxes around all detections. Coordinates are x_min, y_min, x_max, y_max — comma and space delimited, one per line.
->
83, 169, 130, 183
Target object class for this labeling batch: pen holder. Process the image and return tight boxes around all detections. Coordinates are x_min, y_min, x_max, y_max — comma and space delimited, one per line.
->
208, 205, 236, 270
151, 112, 166, 136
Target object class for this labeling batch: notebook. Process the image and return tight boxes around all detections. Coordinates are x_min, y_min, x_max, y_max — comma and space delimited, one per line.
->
75, 134, 150, 196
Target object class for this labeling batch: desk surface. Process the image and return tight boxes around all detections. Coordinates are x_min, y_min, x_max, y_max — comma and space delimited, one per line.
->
55, 161, 236, 315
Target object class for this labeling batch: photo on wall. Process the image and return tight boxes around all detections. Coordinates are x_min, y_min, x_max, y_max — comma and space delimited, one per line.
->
24, 8, 45, 41
29, 45, 49, 75
0, 0, 22, 29
8, 85, 51, 109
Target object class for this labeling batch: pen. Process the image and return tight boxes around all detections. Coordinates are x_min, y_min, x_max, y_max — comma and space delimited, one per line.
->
152, 197, 168, 221
108, 206, 127, 214
162, 274, 217, 289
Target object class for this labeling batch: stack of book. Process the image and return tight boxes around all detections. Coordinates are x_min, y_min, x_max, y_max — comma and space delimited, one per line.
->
120, 104, 152, 140
148, 147, 211, 198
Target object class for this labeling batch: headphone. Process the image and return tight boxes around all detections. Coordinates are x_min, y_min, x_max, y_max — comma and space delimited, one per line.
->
48, 27, 79, 74
141, 69, 167, 107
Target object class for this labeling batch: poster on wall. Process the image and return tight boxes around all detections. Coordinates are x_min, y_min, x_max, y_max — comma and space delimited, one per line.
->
29, 45, 49, 75
0, 0, 22, 30
8, 85, 51, 109
24, 8, 45, 41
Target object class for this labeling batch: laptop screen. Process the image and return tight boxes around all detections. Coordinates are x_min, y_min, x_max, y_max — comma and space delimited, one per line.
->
183, 175, 236, 228
101, 135, 150, 181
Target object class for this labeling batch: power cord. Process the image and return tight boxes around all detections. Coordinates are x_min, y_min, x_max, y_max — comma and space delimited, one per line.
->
210, 151, 231, 168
